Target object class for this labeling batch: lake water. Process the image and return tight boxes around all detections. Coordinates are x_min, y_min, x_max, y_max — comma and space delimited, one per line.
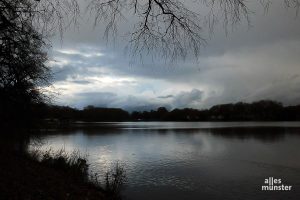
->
30, 122, 300, 200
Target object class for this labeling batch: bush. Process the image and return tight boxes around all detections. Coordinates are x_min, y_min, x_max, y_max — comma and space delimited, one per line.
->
104, 162, 127, 200
27, 148, 126, 199
28, 148, 89, 182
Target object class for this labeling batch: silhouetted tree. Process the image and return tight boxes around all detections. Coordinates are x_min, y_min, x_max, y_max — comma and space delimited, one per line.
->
28, 100, 300, 122
157, 107, 168, 120
0, 1, 47, 123
0, 0, 79, 124
82, 106, 130, 121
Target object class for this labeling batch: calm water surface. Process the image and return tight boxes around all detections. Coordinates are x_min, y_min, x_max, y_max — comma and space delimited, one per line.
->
30, 122, 300, 200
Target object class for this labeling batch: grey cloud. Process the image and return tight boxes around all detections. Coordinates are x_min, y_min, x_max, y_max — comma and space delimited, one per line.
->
74, 92, 118, 108
120, 95, 164, 111
68, 92, 160, 110
49, 46, 109, 82
157, 95, 174, 99
69, 80, 91, 84
48, 0, 300, 109
172, 89, 204, 108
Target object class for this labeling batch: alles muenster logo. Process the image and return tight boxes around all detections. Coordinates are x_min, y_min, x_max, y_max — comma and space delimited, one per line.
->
262, 177, 292, 191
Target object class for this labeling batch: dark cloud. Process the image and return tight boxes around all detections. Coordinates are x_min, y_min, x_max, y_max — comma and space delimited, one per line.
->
73, 92, 118, 108
172, 89, 204, 108
157, 95, 174, 99
69, 80, 91, 84
46, 0, 300, 109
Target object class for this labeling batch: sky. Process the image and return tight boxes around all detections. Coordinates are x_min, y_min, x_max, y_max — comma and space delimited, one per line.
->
46, 0, 300, 111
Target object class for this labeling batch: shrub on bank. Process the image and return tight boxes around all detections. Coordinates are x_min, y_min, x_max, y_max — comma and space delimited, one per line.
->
27, 148, 126, 199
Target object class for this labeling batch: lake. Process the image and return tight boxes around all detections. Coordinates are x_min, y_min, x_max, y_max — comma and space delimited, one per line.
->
29, 122, 300, 200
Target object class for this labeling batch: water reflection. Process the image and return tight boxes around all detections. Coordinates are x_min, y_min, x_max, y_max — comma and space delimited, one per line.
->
207, 127, 296, 142
43, 126, 300, 143
30, 122, 300, 200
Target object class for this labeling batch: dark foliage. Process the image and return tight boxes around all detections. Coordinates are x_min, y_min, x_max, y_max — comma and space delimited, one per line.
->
0, 0, 50, 125
0, 0, 79, 126
29, 100, 300, 122
0, 132, 126, 200
104, 162, 126, 200
131, 100, 299, 121
36, 104, 130, 122
209, 100, 284, 121
0, 133, 105, 200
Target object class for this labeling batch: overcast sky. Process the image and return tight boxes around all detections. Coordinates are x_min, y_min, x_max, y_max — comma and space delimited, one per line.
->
46, 0, 300, 111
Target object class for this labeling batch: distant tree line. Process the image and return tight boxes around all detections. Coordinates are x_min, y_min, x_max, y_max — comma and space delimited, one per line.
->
28, 100, 300, 122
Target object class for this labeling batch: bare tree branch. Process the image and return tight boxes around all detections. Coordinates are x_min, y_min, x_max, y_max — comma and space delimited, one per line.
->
87, 0, 299, 62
